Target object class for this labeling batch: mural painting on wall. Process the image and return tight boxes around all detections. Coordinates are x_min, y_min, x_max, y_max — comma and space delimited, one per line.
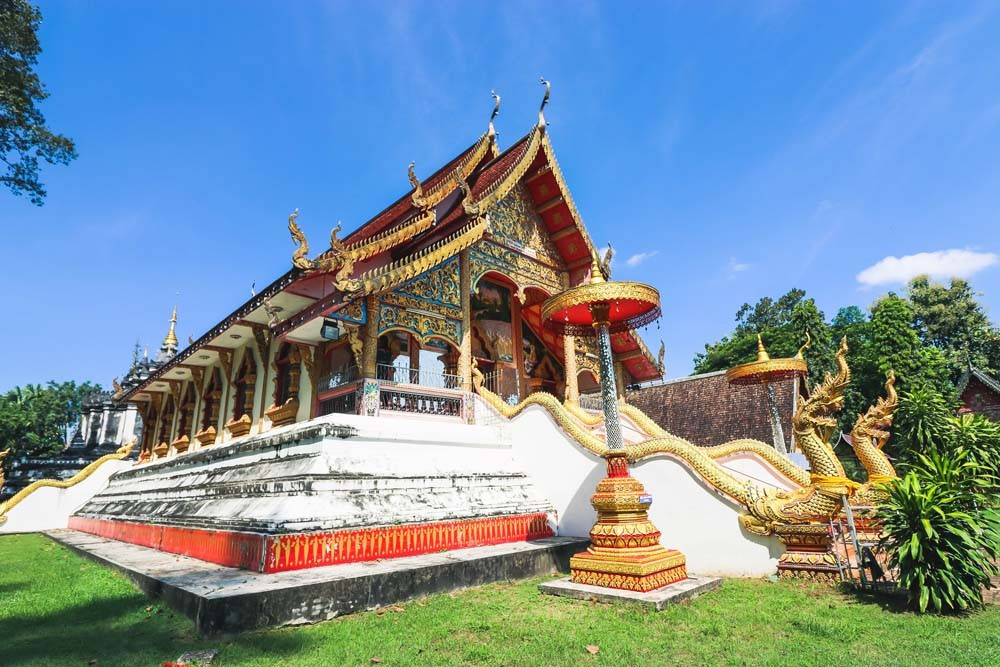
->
522, 321, 563, 396
471, 280, 514, 363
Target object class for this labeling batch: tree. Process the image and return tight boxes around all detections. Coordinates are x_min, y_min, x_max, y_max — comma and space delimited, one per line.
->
694, 289, 817, 373
0, 381, 99, 462
907, 275, 1000, 379
1, 0, 76, 205
870, 294, 951, 395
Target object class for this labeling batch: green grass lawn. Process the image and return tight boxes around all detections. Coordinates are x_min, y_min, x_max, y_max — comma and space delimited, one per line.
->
2, 533, 998, 667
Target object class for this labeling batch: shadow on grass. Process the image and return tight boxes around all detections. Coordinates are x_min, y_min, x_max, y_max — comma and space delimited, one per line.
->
0, 590, 311, 666
839, 581, 918, 615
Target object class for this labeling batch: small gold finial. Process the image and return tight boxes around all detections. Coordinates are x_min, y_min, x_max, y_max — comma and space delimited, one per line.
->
589, 256, 605, 284
489, 90, 501, 137
756, 334, 770, 362
538, 77, 551, 127
162, 305, 179, 352
795, 330, 812, 359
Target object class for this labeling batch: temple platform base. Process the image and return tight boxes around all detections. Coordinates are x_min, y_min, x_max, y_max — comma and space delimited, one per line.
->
44, 528, 588, 635
539, 574, 721, 611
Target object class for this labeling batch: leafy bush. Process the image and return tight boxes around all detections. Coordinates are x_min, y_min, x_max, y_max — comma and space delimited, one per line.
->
879, 450, 1000, 612
892, 386, 954, 464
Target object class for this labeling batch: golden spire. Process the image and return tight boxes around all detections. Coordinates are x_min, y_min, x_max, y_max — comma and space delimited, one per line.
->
756, 334, 770, 362
589, 255, 605, 284
162, 305, 179, 353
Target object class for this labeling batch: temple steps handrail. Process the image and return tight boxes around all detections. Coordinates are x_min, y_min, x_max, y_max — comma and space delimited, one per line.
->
0, 440, 136, 525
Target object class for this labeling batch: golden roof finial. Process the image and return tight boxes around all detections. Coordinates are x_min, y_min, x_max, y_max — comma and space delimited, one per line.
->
589, 255, 605, 284
162, 305, 179, 352
489, 90, 501, 137
756, 333, 770, 362
795, 330, 812, 360
538, 77, 550, 128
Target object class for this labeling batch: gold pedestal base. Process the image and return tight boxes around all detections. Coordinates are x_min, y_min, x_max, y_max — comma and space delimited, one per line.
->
774, 523, 841, 582
570, 454, 688, 593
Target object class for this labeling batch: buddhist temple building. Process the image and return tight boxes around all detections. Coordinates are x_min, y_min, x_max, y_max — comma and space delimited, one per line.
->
117, 98, 663, 462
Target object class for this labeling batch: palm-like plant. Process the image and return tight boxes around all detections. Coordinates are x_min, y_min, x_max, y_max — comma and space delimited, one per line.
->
879, 449, 1000, 612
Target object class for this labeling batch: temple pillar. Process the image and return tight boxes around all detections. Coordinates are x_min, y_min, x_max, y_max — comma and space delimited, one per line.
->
512, 287, 525, 399
459, 250, 473, 392
361, 294, 379, 379
614, 360, 626, 404
563, 334, 579, 405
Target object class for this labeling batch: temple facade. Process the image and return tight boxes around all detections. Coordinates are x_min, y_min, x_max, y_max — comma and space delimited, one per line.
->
120, 103, 663, 462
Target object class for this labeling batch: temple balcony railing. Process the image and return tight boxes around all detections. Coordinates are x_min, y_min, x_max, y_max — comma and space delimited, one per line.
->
316, 366, 468, 421
317, 366, 359, 393
579, 392, 603, 412
375, 364, 461, 390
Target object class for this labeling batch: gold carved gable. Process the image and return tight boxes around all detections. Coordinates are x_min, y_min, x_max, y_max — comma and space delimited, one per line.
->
488, 184, 562, 265
394, 257, 461, 310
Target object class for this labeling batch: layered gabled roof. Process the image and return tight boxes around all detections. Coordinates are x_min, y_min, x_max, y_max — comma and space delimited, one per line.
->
127, 115, 665, 400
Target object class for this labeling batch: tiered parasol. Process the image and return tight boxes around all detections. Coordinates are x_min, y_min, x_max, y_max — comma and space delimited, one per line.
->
542, 259, 687, 592
725, 334, 808, 454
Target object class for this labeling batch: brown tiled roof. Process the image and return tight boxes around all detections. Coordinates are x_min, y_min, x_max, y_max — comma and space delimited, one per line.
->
626, 371, 799, 448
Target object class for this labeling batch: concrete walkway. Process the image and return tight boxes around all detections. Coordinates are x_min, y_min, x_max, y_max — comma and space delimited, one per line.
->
45, 529, 587, 635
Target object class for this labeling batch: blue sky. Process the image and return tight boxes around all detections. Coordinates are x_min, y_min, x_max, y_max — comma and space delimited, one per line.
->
2, 1, 999, 388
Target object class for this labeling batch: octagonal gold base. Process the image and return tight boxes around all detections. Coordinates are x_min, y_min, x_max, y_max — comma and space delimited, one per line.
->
570, 454, 688, 592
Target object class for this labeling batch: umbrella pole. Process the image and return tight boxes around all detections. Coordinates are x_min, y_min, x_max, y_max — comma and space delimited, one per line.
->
766, 382, 787, 454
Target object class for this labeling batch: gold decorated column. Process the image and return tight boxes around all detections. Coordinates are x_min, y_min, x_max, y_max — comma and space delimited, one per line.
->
563, 334, 579, 406
459, 250, 473, 392
361, 294, 379, 378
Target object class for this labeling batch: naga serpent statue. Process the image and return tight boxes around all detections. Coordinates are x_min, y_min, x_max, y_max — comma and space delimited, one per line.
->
738, 336, 853, 536
477, 338, 858, 538
848, 372, 898, 508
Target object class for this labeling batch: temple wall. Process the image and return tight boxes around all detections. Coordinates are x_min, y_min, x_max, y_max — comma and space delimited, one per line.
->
0, 459, 132, 534
74, 414, 553, 534
501, 404, 782, 577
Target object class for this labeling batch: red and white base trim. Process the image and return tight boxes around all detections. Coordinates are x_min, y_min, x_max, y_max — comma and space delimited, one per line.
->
68, 513, 554, 573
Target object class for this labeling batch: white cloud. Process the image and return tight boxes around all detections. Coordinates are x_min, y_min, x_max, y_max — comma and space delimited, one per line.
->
728, 258, 750, 273
626, 251, 658, 267
856, 249, 998, 286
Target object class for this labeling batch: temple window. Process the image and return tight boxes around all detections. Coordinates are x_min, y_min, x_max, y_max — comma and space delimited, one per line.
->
226, 349, 257, 438
172, 384, 196, 453
266, 343, 301, 428
195, 368, 222, 447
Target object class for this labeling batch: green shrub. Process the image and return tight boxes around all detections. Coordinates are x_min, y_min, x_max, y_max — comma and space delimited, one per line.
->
892, 386, 954, 464
879, 450, 1000, 612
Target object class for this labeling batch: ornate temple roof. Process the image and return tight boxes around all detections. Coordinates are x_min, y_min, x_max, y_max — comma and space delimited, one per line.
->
121, 98, 663, 402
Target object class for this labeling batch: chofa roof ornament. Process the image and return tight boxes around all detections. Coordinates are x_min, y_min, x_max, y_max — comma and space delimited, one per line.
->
538, 77, 550, 128
489, 89, 501, 138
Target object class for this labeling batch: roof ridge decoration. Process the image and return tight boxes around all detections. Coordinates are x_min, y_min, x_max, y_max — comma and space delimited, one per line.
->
288, 207, 436, 291
462, 125, 543, 216
538, 77, 550, 128
410, 118, 496, 211
489, 89, 501, 138
356, 217, 490, 295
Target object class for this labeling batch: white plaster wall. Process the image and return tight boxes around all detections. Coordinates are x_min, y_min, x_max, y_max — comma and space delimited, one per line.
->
502, 404, 782, 577
0, 459, 133, 534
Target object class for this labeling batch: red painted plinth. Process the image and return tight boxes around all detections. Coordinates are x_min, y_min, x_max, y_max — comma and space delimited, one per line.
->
68, 513, 554, 573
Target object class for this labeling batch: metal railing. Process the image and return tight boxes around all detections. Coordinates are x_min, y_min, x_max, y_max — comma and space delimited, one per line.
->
579, 392, 603, 412
380, 386, 464, 417
318, 390, 357, 416
317, 366, 359, 392
376, 364, 460, 390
